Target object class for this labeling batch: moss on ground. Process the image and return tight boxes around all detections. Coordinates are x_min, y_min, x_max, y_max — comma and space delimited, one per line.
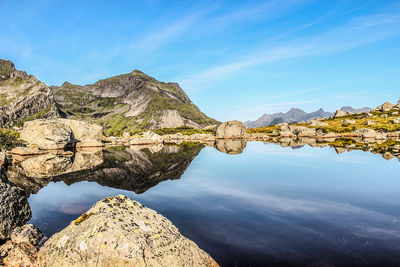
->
153, 126, 214, 136
0, 128, 24, 150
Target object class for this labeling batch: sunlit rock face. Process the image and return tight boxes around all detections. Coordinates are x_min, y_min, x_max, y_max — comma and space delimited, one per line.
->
7, 144, 203, 195
38, 195, 219, 267
0, 59, 61, 129
215, 139, 247, 155
0, 168, 31, 241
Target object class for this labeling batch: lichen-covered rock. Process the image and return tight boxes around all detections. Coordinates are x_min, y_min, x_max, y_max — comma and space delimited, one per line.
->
0, 59, 61, 128
38, 195, 219, 267
0, 167, 32, 240
379, 102, 395, 112
0, 151, 6, 166
11, 224, 43, 246
21, 119, 74, 150
216, 121, 247, 139
0, 239, 39, 266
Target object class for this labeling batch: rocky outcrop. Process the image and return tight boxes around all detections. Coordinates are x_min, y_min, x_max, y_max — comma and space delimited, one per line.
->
20, 119, 74, 150
0, 167, 31, 241
334, 110, 347, 117
380, 102, 395, 112
38, 195, 219, 267
0, 59, 61, 128
19, 119, 104, 150
216, 121, 247, 139
130, 131, 163, 145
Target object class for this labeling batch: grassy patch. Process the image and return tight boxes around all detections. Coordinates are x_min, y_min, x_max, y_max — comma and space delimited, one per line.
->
0, 128, 24, 150
14, 105, 53, 127
153, 126, 214, 136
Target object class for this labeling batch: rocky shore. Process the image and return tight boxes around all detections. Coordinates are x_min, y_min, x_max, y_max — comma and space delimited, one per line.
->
1, 161, 218, 266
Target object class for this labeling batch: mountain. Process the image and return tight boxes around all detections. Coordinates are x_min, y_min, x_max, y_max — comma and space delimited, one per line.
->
245, 108, 333, 128
0, 59, 217, 134
52, 70, 218, 135
0, 59, 61, 128
245, 106, 371, 128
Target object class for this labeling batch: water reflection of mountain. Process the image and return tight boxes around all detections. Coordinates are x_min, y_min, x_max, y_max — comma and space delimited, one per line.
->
8, 144, 204, 195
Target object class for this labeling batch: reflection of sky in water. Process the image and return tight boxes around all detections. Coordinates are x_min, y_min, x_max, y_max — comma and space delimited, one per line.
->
29, 142, 400, 267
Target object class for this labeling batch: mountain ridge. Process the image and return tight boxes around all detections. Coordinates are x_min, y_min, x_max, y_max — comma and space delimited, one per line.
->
245, 106, 371, 128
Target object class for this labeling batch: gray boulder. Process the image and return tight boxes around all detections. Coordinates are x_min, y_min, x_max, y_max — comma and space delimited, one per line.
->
38, 195, 219, 267
380, 102, 395, 112
58, 118, 103, 142
334, 110, 346, 117
20, 119, 74, 150
216, 121, 247, 139
0, 167, 32, 240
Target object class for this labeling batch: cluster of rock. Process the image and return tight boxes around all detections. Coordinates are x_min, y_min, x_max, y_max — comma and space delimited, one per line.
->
0, 165, 44, 266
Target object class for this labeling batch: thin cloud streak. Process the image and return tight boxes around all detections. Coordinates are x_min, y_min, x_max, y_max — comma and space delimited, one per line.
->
179, 10, 400, 92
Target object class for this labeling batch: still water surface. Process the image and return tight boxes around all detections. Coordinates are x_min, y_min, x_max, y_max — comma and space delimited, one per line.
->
26, 142, 400, 266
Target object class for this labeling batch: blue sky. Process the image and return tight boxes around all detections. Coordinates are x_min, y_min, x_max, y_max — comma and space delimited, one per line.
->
1, 0, 399, 121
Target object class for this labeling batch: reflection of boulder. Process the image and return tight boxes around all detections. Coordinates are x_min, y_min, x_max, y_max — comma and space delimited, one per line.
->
7, 149, 104, 194
38, 195, 218, 267
20, 153, 73, 178
0, 167, 31, 241
56, 144, 204, 194
70, 149, 104, 172
215, 139, 247, 155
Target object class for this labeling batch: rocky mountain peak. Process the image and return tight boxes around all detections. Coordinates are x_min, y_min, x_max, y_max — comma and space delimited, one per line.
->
0, 59, 27, 81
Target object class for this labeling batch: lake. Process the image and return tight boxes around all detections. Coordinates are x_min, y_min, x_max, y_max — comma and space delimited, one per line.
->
10, 142, 400, 266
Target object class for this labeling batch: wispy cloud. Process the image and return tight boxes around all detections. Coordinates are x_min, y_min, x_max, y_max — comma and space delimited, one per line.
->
178, 10, 400, 92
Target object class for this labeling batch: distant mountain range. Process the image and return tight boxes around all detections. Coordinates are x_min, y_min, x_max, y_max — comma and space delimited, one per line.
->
245, 106, 371, 128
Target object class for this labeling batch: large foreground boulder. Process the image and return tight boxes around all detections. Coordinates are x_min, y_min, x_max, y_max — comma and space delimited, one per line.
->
20, 119, 104, 150
20, 119, 74, 150
38, 195, 219, 267
216, 121, 247, 139
0, 168, 32, 240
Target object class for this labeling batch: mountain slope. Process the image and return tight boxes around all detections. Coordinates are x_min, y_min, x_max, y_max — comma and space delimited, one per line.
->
0, 59, 61, 128
53, 70, 218, 135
